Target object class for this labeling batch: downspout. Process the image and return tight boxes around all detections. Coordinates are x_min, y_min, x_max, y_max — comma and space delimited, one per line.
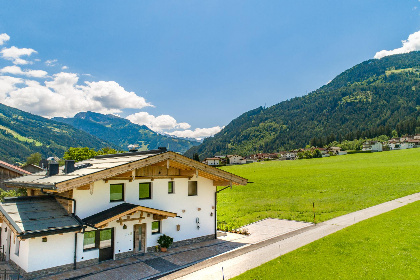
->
41, 188, 83, 270
214, 181, 252, 239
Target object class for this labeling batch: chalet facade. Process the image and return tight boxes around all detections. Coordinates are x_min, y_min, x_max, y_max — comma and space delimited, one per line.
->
362, 141, 383, 152
0, 160, 31, 190
0, 148, 247, 278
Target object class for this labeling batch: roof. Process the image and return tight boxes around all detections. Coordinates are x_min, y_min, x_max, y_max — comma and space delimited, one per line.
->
0, 160, 31, 176
204, 158, 221, 160
83, 203, 177, 228
0, 196, 83, 239
5, 149, 248, 192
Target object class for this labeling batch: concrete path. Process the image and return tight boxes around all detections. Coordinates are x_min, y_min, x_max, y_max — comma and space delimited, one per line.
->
163, 192, 420, 280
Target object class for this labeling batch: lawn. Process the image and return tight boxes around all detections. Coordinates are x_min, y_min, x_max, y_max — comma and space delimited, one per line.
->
233, 200, 420, 280
217, 149, 420, 230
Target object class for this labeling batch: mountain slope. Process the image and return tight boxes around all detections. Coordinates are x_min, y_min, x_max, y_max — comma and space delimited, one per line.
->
53, 112, 199, 154
185, 51, 420, 159
0, 103, 114, 164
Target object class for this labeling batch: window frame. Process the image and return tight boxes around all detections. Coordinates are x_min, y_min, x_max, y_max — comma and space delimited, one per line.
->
168, 181, 175, 194
139, 182, 152, 200
110, 183, 124, 202
83, 230, 97, 252
188, 181, 198, 196
151, 221, 161, 235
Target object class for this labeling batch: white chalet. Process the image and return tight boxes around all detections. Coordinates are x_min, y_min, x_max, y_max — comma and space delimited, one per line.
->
0, 148, 247, 278
362, 141, 383, 152
227, 155, 246, 165
202, 157, 221, 166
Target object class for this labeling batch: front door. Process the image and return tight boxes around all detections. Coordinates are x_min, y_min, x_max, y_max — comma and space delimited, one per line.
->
133, 224, 146, 253
99, 228, 114, 262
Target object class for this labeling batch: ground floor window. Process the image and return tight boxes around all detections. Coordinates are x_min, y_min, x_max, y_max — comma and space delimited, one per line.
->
188, 181, 198, 196
83, 231, 96, 251
151, 221, 161, 234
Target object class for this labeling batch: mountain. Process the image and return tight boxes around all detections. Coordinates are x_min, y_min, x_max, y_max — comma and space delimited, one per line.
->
53, 111, 200, 154
0, 103, 113, 164
185, 51, 420, 159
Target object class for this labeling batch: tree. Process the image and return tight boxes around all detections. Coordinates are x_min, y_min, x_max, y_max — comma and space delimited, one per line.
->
313, 149, 322, 158
192, 153, 200, 162
63, 147, 98, 162
391, 130, 398, 138
26, 152, 42, 166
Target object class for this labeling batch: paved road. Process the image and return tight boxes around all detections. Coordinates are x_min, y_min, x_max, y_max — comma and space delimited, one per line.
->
163, 192, 420, 280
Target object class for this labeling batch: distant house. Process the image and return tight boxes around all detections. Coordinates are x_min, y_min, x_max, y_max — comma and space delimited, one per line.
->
227, 155, 246, 165
21, 164, 44, 174
202, 158, 221, 166
327, 147, 347, 155
362, 141, 383, 152
0, 160, 31, 190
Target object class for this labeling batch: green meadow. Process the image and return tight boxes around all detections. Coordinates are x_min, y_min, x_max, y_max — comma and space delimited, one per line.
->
218, 149, 420, 230
233, 200, 420, 280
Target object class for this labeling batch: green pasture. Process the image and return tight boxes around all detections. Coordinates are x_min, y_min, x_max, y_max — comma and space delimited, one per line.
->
233, 200, 420, 280
218, 149, 420, 230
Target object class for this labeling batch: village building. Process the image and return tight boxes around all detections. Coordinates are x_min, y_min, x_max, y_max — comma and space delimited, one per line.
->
0, 148, 247, 278
227, 155, 246, 165
362, 141, 383, 152
20, 164, 44, 174
202, 157, 221, 166
0, 160, 31, 190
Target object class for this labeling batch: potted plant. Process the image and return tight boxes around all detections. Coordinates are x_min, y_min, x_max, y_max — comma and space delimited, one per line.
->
157, 234, 173, 252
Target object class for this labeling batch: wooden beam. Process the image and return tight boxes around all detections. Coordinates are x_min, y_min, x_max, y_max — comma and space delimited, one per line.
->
89, 183, 94, 195
76, 185, 90, 190
213, 180, 231, 186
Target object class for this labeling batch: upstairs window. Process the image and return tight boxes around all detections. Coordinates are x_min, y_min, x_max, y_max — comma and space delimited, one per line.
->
139, 182, 152, 199
188, 181, 198, 196
110, 183, 124, 202
168, 181, 174, 194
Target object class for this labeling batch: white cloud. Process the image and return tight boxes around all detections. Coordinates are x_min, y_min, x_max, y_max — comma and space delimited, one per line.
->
2, 72, 153, 117
0, 65, 48, 78
62, 66, 68, 70
0, 75, 23, 100
374, 30, 420, 59
127, 112, 191, 131
0, 33, 10, 45
45, 59, 57, 66
167, 126, 223, 140
1, 46, 37, 64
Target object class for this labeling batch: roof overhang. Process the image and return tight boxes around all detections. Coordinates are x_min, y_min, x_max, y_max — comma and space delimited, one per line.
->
83, 203, 177, 228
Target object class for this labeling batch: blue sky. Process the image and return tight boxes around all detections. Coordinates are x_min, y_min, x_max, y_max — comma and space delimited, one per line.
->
0, 1, 420, 139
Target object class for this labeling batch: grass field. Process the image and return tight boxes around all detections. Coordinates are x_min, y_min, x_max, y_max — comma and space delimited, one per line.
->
218, 149, 420, 230
233, 200, 420, 280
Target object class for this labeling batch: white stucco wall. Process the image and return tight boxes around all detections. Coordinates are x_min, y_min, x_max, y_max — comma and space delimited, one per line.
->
26, 232, 75, 272
73, 175, 216, 254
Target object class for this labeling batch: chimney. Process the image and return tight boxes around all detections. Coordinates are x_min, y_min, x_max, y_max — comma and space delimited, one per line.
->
158, 147, 167, 152
64, 160, 75, 174
47, 162, 59, 176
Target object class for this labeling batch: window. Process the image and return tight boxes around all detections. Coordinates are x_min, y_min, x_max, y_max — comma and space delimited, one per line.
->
110, 183, 124, 202
83, 231, 96, 251
99, 229, 112, 249
168, 181, 174, 194
188, 181, 198, 196
152, 221, 160, 234
15, 237, 20, 256
139, 182, 152, 199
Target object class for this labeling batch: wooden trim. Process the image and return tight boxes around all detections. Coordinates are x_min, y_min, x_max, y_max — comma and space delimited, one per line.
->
55, 152, 247, 192
94, 206, 176, 228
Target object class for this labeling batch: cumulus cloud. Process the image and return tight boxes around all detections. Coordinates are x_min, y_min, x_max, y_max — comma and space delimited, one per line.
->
374, 30, 420, 59
0, 65, 48, 78
127, 112, 191, 131
0, 33, 10, 45
2, 72, 153, 117
45, 59, 57, 66
0, 75, 23, 100
1, 46, 37, 64
62, 66, 68, 70
167, 126, 223, 140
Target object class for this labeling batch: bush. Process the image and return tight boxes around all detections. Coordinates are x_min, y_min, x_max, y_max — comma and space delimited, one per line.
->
157, 234, 173, 248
